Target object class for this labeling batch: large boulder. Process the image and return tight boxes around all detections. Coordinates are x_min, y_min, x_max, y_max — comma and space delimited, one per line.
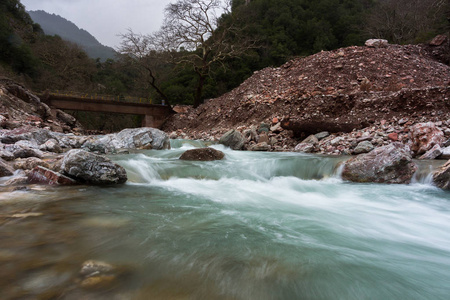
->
342, 143, 417, 184
179, 147, 225, 161
219, 130, 245, 150
60, 149, 127, 185
410, 122, 445, 156
432, 160, 450, 189
87, 128, 170, 152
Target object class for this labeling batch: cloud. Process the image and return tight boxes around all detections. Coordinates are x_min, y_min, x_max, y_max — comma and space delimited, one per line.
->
21, 0, 172, 47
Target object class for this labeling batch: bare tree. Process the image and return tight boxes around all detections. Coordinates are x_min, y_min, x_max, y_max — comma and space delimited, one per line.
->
119, 0, 256, 108
157, 0, 256, 107
365, 0, 450, 44
118, 29, 172, 107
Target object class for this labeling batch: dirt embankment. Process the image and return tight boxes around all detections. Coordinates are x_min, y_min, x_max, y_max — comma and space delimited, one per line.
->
162, 39, 450, 153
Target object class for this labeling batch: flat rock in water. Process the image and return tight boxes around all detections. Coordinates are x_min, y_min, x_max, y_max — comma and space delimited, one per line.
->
60, 149, 127, 185
342, 142, 417, 184
179, 148, 225, 161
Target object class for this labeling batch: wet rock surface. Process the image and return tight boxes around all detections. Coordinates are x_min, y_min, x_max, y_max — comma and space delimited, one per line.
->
432, 160, 450, 189
219, 129, 245, 150
342, 143, 417, 184
60, 150, 128, 185
179, 147, 225, 161
28, 166, 77, 185
86, 128, 171, 153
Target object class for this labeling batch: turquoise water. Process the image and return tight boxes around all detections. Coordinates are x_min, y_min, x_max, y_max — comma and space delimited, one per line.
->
1, 141, 450, 299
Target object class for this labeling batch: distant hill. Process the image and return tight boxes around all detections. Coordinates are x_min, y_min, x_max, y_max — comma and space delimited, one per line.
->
27, 10, 116, 61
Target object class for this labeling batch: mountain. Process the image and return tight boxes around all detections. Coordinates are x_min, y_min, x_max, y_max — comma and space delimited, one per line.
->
27, 10, 116, 61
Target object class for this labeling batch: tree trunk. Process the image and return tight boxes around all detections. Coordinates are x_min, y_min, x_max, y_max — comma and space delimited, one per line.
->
193, 73, 206, 108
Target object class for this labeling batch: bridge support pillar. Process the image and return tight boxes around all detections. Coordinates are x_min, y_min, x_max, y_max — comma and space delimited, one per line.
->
142, 115, 155, 128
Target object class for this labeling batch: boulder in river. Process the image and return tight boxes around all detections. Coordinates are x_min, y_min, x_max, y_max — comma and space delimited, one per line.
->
432, 160, 450, 190
87, 127, 171, 151
219, 129, 245, 150
342, 142, 417, 184
179, 147, 225, 161
60, 149, 127, 185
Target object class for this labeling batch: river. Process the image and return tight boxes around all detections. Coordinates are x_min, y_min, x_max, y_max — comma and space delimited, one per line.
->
1, 140, 450, 299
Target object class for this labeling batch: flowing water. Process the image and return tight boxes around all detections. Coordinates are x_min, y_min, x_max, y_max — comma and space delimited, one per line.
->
1, 140, 450, 299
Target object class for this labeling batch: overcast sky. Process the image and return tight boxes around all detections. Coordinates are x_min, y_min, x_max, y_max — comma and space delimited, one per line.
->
21, 0, 173, 48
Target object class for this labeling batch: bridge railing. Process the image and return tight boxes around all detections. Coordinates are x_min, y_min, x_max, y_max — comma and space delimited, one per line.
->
42, 90, 164, 105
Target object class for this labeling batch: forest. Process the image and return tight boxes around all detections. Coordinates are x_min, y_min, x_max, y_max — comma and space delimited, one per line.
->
1, 0, 449, 129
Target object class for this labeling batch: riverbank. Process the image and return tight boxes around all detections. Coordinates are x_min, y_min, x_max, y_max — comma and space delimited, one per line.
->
162, 40, 450, 156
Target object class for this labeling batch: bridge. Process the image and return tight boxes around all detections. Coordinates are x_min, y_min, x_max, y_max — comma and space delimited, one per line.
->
38, 91, 174, 128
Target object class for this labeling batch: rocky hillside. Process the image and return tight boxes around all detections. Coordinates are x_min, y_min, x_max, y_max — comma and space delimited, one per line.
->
163, 38, 450, 155
0, 77, 82, 133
